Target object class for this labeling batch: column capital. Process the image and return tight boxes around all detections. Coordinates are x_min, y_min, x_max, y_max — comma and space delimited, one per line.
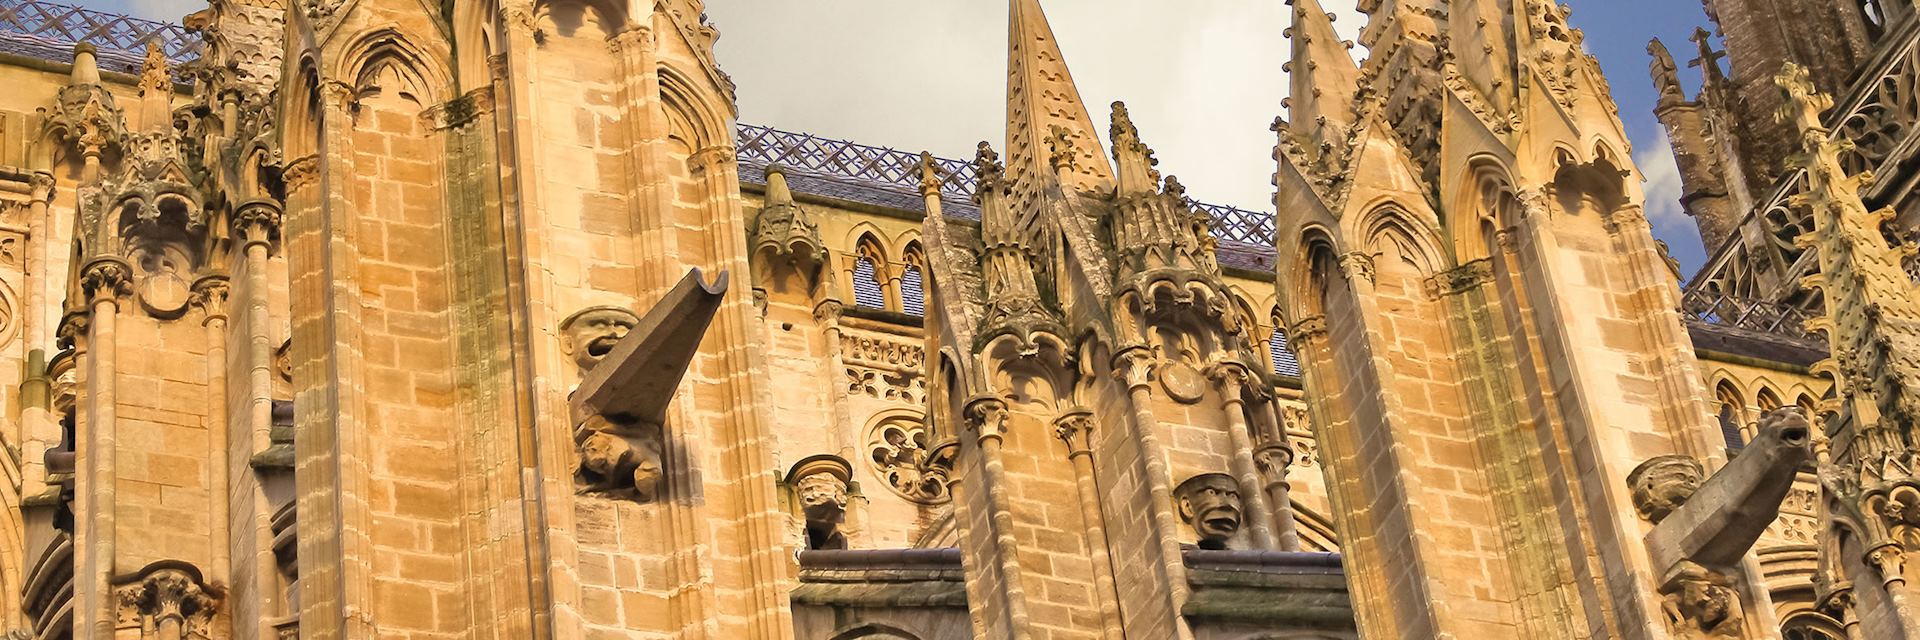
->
1052, 409, 1095, 457
189, 276, 232, 323
80, 258, 132, 305
1113, 347, 1156, 390
233, 198, 283, 254
1337, 251, 1375, 285
29, 172, 54, 202
964, 396, 1010, 444
281, 155, 320, 195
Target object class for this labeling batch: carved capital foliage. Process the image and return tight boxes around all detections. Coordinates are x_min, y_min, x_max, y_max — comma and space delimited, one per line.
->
1426, 259, 1494, 298
1494, 226, 1522, 254
1253, 442, 1295, 480
28, 172, 53, 202
1604, 204, 1651, 236
234, 200, 283, 252
1336, 251, 1375, 285
189, 277, 231, 320
1113, 348, 1155, 390
55, 311, 88, 350
608, 25, 653, 53
813, 300, 843, 325
281, 155, 319, 194
1286, 315, 1329, 350
1052, 409, 1095, 456
690, 145, 738, 172
81, 259, 133, 304
115, 563, 218, 636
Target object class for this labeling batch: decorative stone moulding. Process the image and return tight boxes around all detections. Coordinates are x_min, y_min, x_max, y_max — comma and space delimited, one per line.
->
866, 411, 949, 505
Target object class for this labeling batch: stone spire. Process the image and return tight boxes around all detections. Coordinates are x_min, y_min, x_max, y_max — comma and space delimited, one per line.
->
1005, 0, 1113, 215
1110, 102, 1216, 278
1282, 0, 1358, 144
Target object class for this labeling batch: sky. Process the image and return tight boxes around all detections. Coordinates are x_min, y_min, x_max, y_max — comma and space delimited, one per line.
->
88, 0, 1717, 274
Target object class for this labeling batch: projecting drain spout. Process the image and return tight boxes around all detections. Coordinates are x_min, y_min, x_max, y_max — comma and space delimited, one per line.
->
1629, 407, 1813, 638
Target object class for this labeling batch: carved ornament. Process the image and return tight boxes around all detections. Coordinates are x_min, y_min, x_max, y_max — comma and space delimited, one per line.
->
866, 411, 948, 504
1175, 473, 1243, 550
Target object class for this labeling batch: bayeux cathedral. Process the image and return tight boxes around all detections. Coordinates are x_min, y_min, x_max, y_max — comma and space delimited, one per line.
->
0, 0, 1910, 637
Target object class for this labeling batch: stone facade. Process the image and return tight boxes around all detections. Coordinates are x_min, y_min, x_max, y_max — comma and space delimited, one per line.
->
0, 0, 1884, 639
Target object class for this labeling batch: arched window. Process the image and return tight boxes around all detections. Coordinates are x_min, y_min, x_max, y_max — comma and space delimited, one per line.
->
900, 242, 926, 317
852, 237, 887, 309
1757, 388, 1783, 414
1797, 393, 1819, 419
1781, 612, 1845, 639
1716, 381, 1746, 451
1269, 309, 1301, 377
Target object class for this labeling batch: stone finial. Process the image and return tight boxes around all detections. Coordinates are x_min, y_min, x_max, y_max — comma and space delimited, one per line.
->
1687, 27, 1727, 85
1109, 101, 1162, 196
1775, 63, 1832, 136
916, 151, 944, 198
1648, 38, 1684, 105
1175, 473, 1244, 550
70, 43, 100, 85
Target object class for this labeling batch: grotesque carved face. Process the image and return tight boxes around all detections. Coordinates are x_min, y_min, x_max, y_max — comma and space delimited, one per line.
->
796, 472, 849, 523
1175, 474, 1242, 549
561, 307, 639, 371
1628, 455, 1705, 524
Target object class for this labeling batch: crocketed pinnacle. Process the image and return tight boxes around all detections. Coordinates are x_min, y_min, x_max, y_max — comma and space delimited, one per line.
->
1005, 0, 1113, 216
1283, 0, 1359, 145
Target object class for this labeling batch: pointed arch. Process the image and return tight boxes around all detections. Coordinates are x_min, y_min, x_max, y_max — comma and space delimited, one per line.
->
850, 232, 888, 310
656, 64, 730, 154
1357, 204, 1445, 278
1452, 158, 1519, 264
1714, 379, 1747, 450
899, 240, 926, 317
279, 57, 323, 162
331, 27, 452, 108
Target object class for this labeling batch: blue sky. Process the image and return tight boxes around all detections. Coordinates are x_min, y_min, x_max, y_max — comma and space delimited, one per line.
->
81, 0, 1718, 275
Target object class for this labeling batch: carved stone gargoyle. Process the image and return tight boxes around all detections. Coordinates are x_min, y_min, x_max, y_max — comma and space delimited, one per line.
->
568, 269, 728, 501
1633, 408, 1813, 637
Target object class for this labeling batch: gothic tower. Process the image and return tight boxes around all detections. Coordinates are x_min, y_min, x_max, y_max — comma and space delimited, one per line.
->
1272, 1, 1755, 637
919, 1, 1304, 638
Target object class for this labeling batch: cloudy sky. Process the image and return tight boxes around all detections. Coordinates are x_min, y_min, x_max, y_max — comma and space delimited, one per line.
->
94, 0, 1713, 274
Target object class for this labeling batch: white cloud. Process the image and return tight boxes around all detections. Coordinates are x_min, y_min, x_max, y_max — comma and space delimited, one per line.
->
705, 0, 1365, 213
1634, 129, 1687, 230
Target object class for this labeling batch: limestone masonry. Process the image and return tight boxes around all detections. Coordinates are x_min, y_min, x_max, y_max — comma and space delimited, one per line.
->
0, 0, 1907, 638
